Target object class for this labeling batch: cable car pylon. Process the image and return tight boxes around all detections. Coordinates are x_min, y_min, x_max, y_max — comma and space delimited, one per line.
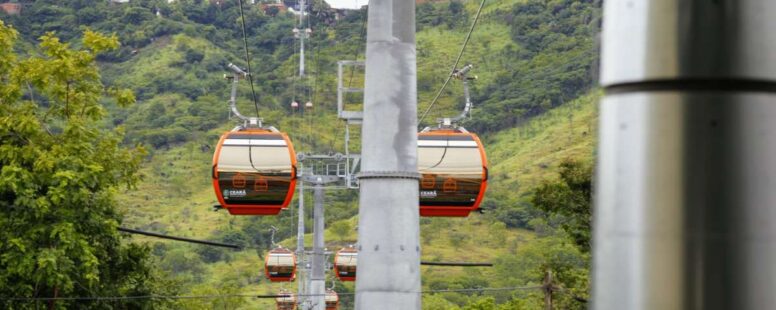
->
293, 164, 341, 310
356, 0, 422, 306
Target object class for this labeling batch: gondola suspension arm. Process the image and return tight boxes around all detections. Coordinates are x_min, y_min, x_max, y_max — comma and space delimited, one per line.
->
226, 63, 262, 128
448, 64, 476, 124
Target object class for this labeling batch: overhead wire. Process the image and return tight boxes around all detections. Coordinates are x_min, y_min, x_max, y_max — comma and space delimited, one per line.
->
1, 285, 549, 301
119, 227, 495, 265
306, 3, 315, 104
118, 227, 252, 250
420, 261, 493, 267
348, 8, 368, 88
418, 0, 487, 127
236, 0, 261, 119
304, 0, 316, 149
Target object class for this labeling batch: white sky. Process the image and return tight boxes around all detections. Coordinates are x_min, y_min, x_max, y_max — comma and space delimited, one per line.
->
324, 0, 368, 10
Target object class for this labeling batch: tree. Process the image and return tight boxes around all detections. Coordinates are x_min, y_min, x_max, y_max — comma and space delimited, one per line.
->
423, 294, 460, 310
0, 22, 171, 308
531, 159, 592, 253
494, 236, 589, 310
330, 220, 352, 241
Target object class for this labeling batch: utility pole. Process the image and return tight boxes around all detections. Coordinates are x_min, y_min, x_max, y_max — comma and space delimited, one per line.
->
355, 0, 421, 308
594, 1, 776, 309
543, 270, 553, 310
296, 174, 307, 309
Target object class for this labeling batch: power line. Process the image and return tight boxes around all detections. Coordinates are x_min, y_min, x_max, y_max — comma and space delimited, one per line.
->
236, 0, 261, 119
423, 286, 543, 294
117, 227, 243, 250
0, 294, 259, 302
1, 285, 547, 301
421, 261, 493, 267
119, 228, 496, 266
348, 7, 368, 88
418, 0, 487, 127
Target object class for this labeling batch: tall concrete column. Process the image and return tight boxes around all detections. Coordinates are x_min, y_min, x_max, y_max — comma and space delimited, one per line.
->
355, 0, 421, 308
594, 1, 776, 309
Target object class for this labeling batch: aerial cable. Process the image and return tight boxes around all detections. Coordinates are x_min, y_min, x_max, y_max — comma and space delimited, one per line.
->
236, 0, 261, 119
348, 7, 368, 88
418, 0, 487, 127
117, 227, 243, 250
2, 285, 550, 301
420, 261, 493, 267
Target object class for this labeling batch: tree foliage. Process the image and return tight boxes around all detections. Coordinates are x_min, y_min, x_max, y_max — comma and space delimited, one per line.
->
0, 21, 170, 308
532, 159, 593, 253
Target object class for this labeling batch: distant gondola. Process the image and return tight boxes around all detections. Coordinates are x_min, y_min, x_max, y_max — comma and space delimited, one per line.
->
418, 129, 488, 217
212, 128, 297, 215
275, 291, 296, 310
326, 289, 340, 310
265, 247, 296, 282
334, 247, 357, 282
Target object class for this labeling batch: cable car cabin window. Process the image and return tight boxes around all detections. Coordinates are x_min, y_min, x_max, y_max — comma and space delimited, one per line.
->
325, 290, 339, 310
213, 131, 297, 215
418, 132, 487, 216
265, 252, 296, 281
335, 251, 357, 281
275, 294, 296, 310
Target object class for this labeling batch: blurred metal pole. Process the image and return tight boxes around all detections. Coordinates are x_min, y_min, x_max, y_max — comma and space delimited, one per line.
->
310, 183, 325, 310
594, 1, 776, 309
296, 177, 306, 309
355, 0, 421, 307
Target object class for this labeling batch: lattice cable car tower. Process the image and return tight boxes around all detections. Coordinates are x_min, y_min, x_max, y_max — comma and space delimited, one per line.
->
288, 2, 363, 309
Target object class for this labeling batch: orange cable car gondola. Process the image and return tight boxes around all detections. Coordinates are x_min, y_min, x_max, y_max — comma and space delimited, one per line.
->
325, 289, 340, 310
265, 247, 297, 282
333, 247, 357, 282
417, 129, 488, 217
275, 291, 296, 310
212, 128, 297, 215
417, 64, 487, 217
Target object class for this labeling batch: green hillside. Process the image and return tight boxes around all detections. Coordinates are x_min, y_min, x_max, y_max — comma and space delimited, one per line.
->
115, 89, 597, 309
1, 0, 600, 309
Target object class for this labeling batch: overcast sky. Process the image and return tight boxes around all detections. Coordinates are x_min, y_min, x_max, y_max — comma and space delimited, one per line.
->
324, 0, 368, 9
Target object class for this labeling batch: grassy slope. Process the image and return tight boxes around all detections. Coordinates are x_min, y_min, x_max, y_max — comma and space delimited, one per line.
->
485, 90, 599, 203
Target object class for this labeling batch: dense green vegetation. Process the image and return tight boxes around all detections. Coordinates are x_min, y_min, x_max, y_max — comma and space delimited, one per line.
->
0, 21, 174, 309
468, 0, 600, 133
1, 0, 600, 308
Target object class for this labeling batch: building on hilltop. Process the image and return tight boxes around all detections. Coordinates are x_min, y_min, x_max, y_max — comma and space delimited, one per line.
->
261, 2, 288, 16
0, 2, 22, 15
